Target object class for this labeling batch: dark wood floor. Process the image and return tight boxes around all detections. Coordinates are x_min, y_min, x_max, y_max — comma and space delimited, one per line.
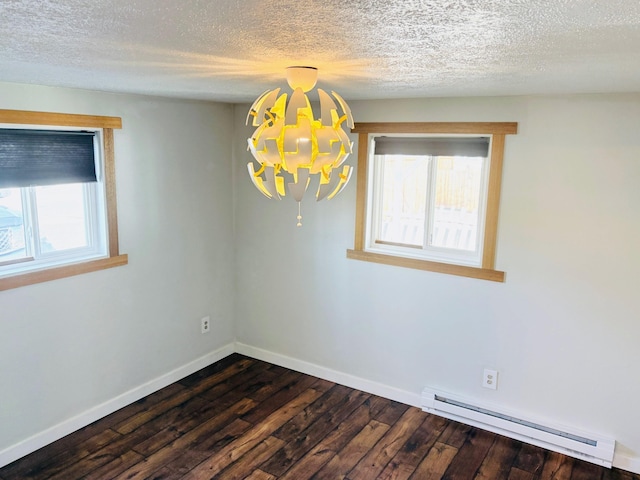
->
1, 354, 637, 480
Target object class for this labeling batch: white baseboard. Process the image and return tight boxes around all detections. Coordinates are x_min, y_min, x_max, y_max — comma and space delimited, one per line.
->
0, 342, 235, 469
234, 342, 421, 408
613, 452, 640, 475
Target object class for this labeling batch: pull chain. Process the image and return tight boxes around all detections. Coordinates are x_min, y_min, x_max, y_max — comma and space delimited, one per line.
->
296, 202, 302, 227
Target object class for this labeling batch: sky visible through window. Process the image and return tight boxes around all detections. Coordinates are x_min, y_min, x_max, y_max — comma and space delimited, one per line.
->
0, 185, 87, 261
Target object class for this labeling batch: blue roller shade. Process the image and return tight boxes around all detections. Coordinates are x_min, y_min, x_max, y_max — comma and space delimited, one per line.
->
0, 129, 97, 188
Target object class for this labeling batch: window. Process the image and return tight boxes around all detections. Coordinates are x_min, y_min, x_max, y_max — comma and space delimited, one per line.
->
347, 122, 517, 282
0, 110, 127, 291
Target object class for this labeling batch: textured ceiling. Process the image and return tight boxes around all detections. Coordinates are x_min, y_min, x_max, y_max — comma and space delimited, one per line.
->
1, 0, 640, 102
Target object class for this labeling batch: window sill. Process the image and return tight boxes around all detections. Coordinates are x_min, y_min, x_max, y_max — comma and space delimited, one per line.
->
346, 249, 505, 282
0, 254, 128, 291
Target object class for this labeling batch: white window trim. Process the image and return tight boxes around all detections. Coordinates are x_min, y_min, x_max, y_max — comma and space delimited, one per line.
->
347, 122, 517, 282
0, 109, 127, 291
0, 182, 108, 278
365, 136, 491, 267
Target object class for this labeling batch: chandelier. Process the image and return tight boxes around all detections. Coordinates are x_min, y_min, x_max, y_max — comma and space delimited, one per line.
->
246, 66, 354, 226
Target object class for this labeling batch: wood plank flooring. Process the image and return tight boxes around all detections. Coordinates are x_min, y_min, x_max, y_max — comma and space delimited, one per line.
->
1, 354, 637, 480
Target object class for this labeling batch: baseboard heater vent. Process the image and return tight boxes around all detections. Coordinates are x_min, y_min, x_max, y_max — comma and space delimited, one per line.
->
422, 388, 615, 468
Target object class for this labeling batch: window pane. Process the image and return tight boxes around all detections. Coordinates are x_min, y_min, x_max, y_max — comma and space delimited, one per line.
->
35, 184, 88, 252
430, 156, 483, 251
378, 155, 428, 246
0, 188, 27, 261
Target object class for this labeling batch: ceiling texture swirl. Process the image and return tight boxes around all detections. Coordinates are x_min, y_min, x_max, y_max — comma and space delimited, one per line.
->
1, 0, 640, 102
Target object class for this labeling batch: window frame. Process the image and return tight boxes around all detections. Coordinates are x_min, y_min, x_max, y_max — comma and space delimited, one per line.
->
0, 109, 128, 291
347, 122, 517, 282
1, 181, 106, 272
367, 142, 490, 266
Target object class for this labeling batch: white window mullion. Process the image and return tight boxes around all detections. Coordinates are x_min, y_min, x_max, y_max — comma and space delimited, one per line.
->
18, 187, 37, 259
28, 187, 42, 259
424, 156, 437, 250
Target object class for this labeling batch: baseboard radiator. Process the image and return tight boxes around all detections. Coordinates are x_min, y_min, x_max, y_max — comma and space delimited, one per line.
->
422, 388, 615, 468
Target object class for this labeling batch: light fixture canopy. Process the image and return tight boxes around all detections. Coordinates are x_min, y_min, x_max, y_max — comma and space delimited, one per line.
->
246, 66, 354, 226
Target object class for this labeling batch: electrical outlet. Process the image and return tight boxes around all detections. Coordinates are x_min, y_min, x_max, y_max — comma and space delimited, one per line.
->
201, 316, 211, 334
483, 368, 498, 390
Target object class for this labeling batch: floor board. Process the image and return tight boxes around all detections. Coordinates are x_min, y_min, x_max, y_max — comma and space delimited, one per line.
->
1, 353, 637, 480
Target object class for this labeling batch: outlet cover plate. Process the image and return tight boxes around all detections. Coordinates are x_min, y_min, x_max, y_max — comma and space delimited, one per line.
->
483, 368, 498, 390
201, 316, 211, 334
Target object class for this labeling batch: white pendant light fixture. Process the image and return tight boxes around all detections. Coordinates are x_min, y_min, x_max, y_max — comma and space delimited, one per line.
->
246, 66, 354, 226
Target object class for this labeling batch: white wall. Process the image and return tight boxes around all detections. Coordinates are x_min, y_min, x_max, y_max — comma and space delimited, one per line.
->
2, 85, 639, 472
233, 94, 640, 469
0, 83, 235, 456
